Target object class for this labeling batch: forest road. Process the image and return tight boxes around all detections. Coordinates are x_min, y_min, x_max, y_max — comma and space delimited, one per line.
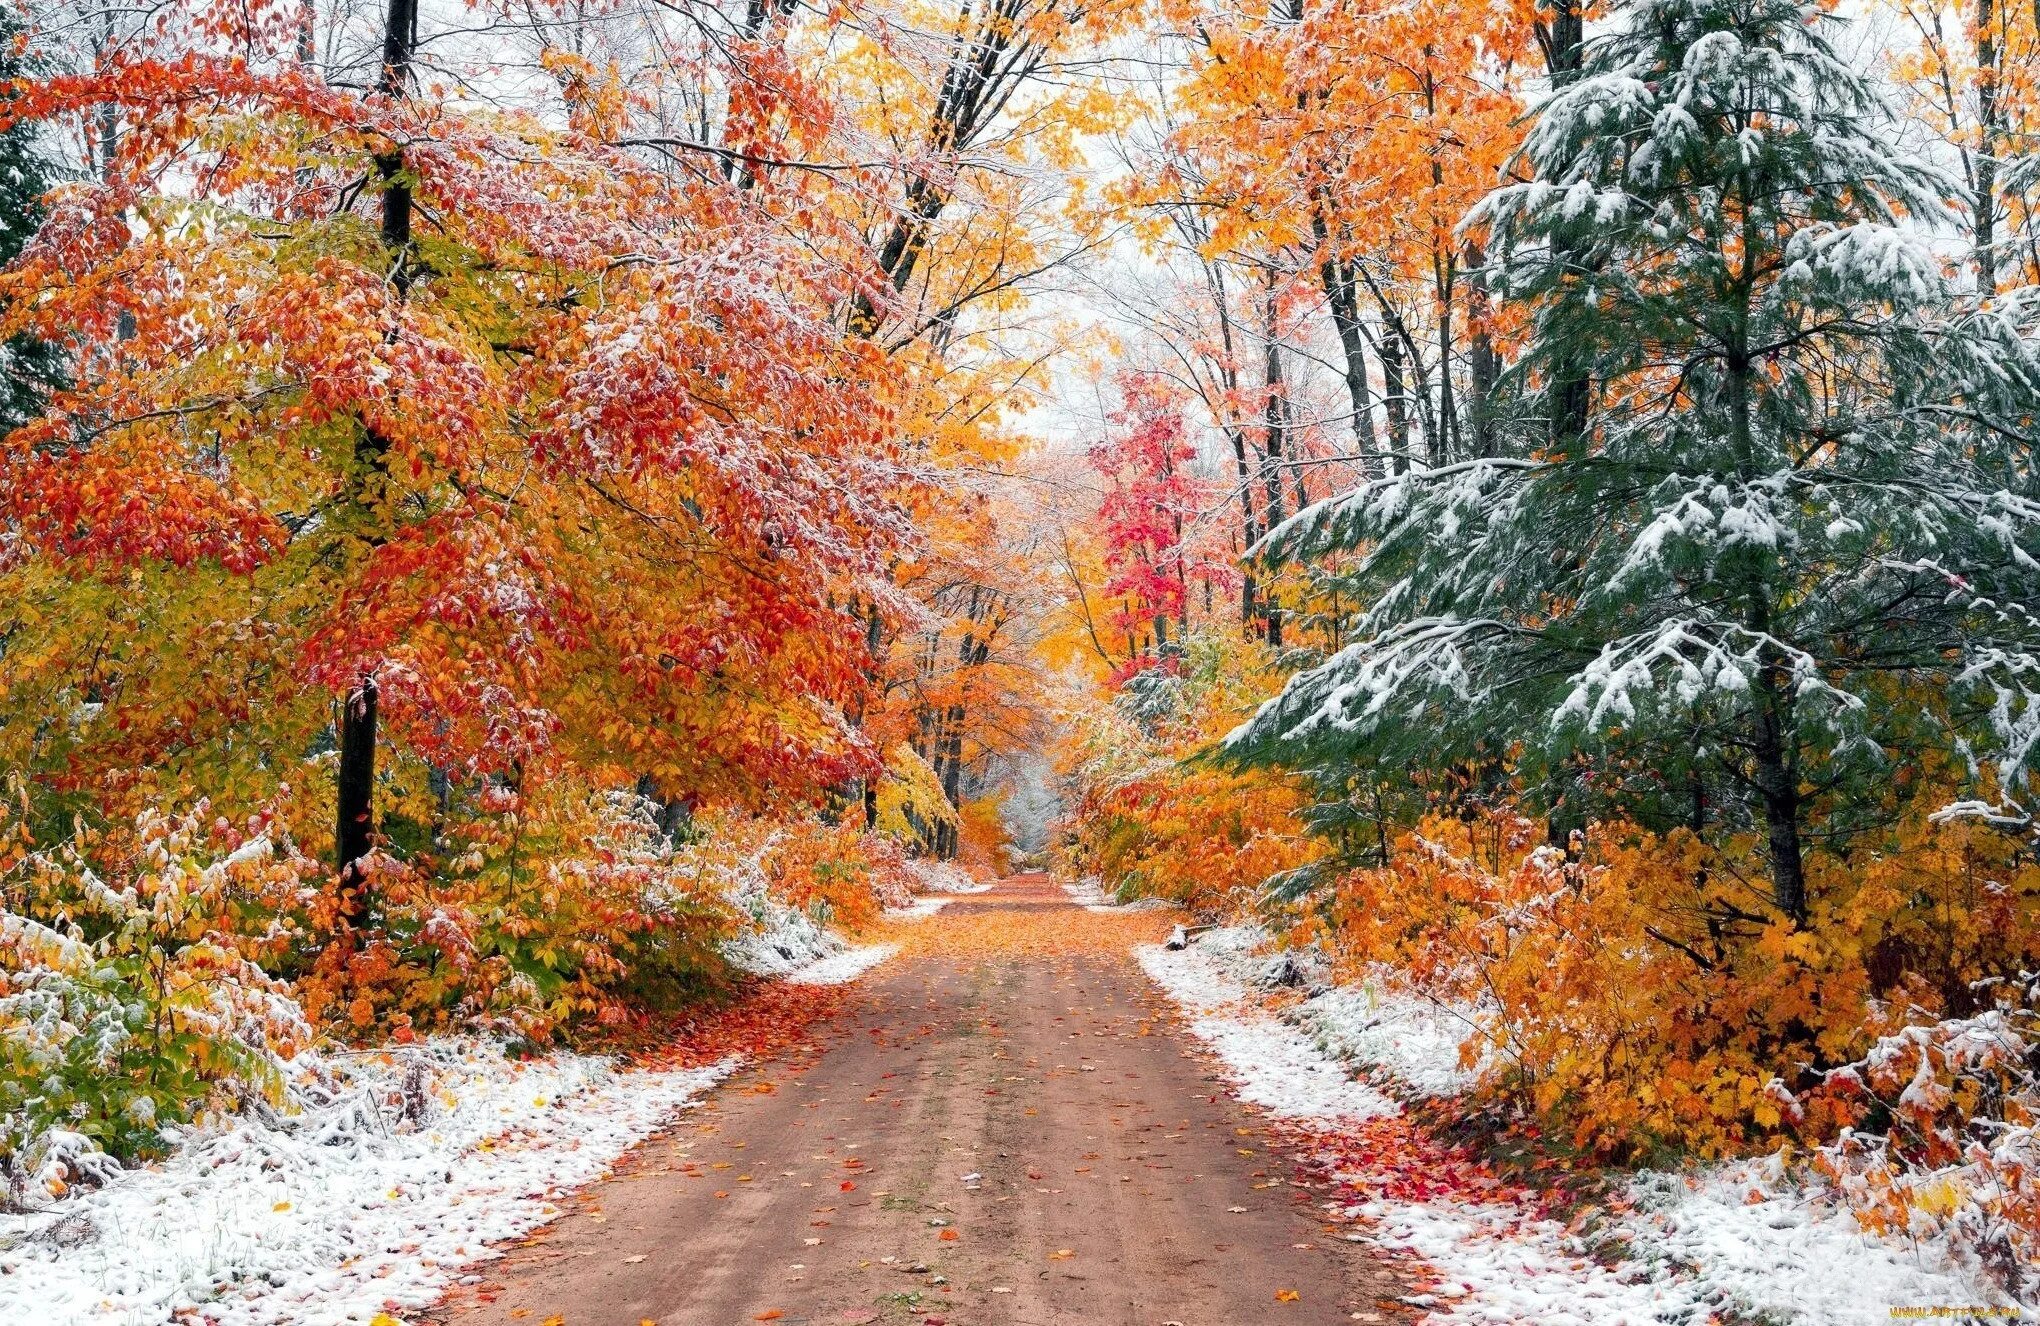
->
426, 873, 1406, 1326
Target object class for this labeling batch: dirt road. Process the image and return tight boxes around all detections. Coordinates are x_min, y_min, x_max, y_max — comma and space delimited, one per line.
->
428, 875, 1404, 1326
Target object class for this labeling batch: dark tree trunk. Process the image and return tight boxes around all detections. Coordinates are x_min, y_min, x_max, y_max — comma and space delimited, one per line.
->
1751, 675, 1808, 924
332, 0, 415, 930
1464, 242, 1500, 458
1537, 0, 1590, 451
1312, 211, 1380, 475
336, 676, 379, 927
1379, 325, 1411, 473
1261, 290, 1288, 648
376, 0, 416, 286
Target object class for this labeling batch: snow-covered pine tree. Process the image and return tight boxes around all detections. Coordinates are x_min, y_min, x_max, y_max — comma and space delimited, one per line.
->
0, 10, 65, 431
1223, 0, 2040, 921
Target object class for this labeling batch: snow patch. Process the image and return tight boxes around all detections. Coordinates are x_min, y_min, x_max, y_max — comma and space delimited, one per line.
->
0, 1041, 733, 1326
1136, 942, 1395, 1123
902, 860, 992, 894
1063, 876, 1173, 913
1140, 931, 2006, 1324
783, 944, 897, 986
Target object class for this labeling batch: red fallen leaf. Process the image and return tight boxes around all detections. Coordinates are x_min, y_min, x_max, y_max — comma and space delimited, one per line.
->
754, 1312, 785, 1322
938, 1228, 960, 1241
841, 1180, 856, 1191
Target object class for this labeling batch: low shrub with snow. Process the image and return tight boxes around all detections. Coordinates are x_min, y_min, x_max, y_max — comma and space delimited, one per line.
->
1812, 982, 2040, 1300
0, 1035, 731, 1324
0, 799, 314, 1196
0, 783, 909, 1212
902, 858, 990, 894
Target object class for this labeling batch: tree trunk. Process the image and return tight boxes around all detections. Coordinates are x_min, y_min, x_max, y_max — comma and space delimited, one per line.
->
1261, 289, 1288, 648
1464, 241, 1500, 457
1750, 669, 1808, 923
1312, 212, 1380, 475
335, 675, 378, 928
376, 0, 416, 283
1379, 326, 1411, 473
1977, 0, 2001, 296
332, 0, 416, 930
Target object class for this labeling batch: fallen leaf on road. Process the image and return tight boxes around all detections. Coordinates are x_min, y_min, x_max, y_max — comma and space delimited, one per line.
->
938, 1229, 959, 1241
841, 1180, 856, 1191
1227, 1206, 1248, 1213
1048, 1249, 1074, 1260
754, 1312, 784, 1321
714, 1191, 730, 1199
1276, 1289, 1301, 1302
622, 1255, 646, 1263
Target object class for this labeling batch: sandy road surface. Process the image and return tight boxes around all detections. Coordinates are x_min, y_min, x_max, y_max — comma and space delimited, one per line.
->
427, 874, 1403, 1326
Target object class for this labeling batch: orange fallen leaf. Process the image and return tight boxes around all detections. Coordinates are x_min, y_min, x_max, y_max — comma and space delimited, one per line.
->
754, 1312, 785, 1322
714, 1190, 730, 1199
841, 1180, 856, 1191
1276, 1289, 1301, 1303
1048, 1248, 1074, 1260
938, 1228, 959, 1241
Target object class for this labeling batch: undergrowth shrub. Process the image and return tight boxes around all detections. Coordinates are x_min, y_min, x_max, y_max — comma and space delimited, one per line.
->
0, 791, 312, 1187
1815, 984, 2040, 1298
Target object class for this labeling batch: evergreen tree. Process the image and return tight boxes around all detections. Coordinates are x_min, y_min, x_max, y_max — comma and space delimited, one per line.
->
1224, 0, 2040, 921
0, 10, 65, 431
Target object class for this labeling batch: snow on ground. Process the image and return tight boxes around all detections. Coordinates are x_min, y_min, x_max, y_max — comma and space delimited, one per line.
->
3, 869, 909, 1325
1141, 929, 2008, 1325
1136, 941, 1395, 1123
0, 1042, 734, 1326
1189, 924, 1485, 1099
784, 943, 899, 985
1062, 876, 1174, 912
721, 884, 847, 978
903, 860, 993, 894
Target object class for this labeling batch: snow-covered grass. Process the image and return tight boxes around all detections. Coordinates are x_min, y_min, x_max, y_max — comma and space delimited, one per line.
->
720, 878, 848, 978
1135, 942, 1394, 1123
902, 859, 992, 894
1186, 924, 1485, 1099
1141, 929, 2011, 1325
1063, 876, 1174, 913
0, 1041, 734, 1326
1, 853, 906, 1325
784, 943, 898, 985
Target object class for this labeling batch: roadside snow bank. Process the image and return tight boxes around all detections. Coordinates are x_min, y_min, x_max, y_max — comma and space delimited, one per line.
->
1189, 924, 1482, 1097
903, 860, 992, 894
720, 880, 847, 978
1137, 942, 1394, 1122
0, 1041, 733, 1326
784, 944, 897, 985
1141, 930, 2005, 1325
1064, 876, 1173, 913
